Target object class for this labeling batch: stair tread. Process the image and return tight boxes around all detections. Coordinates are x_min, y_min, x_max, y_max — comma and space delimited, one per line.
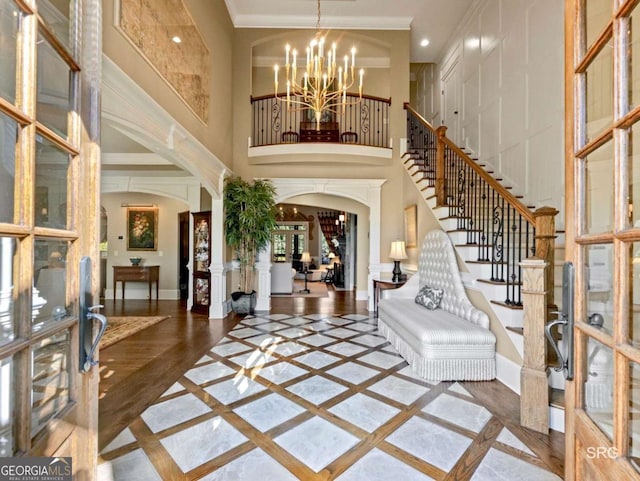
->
447, 228, 483, 234
506, 326, 523, 336
466, 259, 507, 266
439, 215, 472, 221
490, 300, 523, 310
478, 278, 523, 286
455, 243, 492, 248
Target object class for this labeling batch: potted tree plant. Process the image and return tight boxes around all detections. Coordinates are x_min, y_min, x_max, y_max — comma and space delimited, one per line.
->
224, 176, 277, 314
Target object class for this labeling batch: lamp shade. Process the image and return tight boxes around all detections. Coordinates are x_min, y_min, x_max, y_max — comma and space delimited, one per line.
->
300, 252, 312, 264
389, 241, 408, 260
328, 252, 335, 259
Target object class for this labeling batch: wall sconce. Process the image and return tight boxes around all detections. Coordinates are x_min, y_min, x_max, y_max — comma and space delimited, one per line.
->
389, 240, 408, 282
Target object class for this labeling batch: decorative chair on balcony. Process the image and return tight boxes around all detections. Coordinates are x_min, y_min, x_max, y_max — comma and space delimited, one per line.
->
340, 131, 358, 144
281, 131, 299, 143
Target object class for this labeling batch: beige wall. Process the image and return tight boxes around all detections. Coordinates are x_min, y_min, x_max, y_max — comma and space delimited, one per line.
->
101, 192, 188, 298
102, 0, 235, 167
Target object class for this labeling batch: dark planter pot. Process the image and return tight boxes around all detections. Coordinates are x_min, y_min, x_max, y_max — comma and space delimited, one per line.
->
230, 291, 256, 314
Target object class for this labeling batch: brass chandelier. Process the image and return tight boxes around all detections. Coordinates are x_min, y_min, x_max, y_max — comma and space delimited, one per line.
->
273, 0, 364, 127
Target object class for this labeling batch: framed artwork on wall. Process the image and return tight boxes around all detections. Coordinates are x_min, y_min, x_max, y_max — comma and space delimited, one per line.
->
127, 207, 158, 251
404, 204, 417, 248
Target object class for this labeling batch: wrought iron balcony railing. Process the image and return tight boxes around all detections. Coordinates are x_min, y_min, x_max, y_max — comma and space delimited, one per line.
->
250, 93, 391, 148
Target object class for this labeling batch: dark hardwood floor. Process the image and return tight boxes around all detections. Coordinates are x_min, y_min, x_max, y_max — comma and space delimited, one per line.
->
97, 289, 564, 479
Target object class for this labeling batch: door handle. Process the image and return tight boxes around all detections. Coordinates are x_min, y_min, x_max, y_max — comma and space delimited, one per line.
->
545, 312, 568, 374
544, 262, 575, 380
82, 306, 108, 372
79, 257, 109, 373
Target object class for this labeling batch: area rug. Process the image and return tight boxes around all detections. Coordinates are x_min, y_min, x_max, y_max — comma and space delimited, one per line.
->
272, 280, 329, 298
101, 316, 170, 348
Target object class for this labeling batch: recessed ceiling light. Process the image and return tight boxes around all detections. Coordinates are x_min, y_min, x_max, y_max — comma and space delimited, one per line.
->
420, 38, 430, 47
172, 36, 182, 44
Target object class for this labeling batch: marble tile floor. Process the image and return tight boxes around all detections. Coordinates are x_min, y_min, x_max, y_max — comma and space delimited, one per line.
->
98, 312, 563, 481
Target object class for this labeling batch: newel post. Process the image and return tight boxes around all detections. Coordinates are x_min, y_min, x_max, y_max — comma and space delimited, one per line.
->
520, 257, 549, 433
435, 125, 448, 207
533, 206, 559, 310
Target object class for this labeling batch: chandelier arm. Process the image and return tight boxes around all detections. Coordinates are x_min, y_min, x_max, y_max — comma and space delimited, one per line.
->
273, 0, 365, 125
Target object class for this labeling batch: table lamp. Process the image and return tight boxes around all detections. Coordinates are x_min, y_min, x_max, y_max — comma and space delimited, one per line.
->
389, 240, 408, 282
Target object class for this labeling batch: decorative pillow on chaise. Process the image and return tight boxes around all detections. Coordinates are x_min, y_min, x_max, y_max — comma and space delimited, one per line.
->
415, 285, 444, 310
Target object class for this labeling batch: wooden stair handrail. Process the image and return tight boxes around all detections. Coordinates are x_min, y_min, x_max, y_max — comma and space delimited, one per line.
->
404, 102, 536, 225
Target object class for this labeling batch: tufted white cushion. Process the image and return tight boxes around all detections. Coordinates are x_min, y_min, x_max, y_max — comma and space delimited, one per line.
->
418, 230, 490, 329
377, 229, 495, 381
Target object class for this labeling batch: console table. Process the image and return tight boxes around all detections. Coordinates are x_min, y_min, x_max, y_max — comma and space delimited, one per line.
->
373, 278, 406, 317
113, 265, 160, 300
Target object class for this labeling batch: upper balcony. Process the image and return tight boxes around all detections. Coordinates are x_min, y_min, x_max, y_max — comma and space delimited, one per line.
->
248, 93, 392, 164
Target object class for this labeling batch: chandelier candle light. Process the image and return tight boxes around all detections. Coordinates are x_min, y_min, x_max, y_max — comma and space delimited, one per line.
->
274, 0, 364, 128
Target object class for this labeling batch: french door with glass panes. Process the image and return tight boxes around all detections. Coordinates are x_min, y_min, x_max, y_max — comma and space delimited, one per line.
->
0, 0, 102, 478
271, 222, 308, 266
566, 0, 640, 479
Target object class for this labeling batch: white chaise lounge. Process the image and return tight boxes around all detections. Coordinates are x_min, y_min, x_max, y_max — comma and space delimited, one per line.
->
377, 230, 496, 381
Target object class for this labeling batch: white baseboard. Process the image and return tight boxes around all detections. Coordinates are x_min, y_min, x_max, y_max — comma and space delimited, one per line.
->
496, 353, 521, 395
104, 288, 179, 300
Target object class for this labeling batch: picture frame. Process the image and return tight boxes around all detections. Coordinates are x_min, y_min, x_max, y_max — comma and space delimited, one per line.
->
127, 207, 158, 251
404, 204, 417, 248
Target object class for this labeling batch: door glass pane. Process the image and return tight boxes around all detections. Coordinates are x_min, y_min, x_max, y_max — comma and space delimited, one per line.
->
587, 244, 614, 335
37, 31, 71, 138
583, 337, 614, 440
31, 329, 70, 437
0, 111, 17, 224
272, 233, 286, 262
629, 361, 640, 471
632, 241, 640, 345
585, 0, 611, 50
35, 134, 69, 229
39, 0, 71, 51
292, 234, 305, 256
0, 356, 13, 456
33, 239, 69, 329
0, 237, 15, 347
630, 122, 640, 228
585, 44, 613, 143
0, 1, 20, 104
585, 139, 614, 234
631, 7, 640, 111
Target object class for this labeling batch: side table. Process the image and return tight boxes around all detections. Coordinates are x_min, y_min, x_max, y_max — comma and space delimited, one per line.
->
373, 278, 406, 317
300, 269, 312, 293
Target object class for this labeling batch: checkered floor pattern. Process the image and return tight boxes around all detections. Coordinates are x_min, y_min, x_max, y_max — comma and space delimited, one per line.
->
98, 313, 562, 481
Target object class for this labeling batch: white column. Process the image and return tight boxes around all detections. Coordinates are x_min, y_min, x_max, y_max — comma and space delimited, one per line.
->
208, 198, 225, 319
254, 245, 271, 312
368, 184, 382, 311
